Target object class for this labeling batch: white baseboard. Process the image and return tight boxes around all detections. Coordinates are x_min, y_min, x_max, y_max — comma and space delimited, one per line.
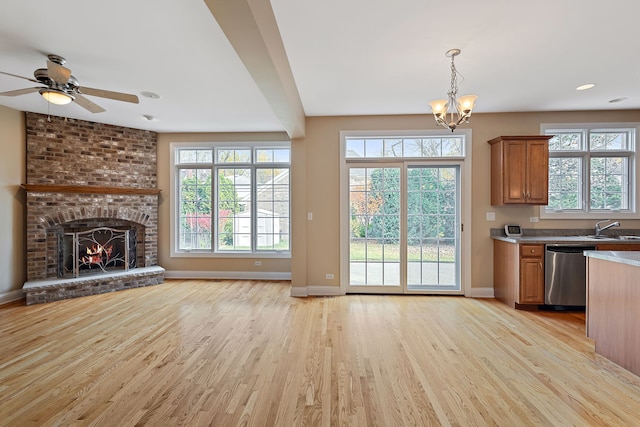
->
164, 270, 291, 281
292, 286, 494, 298
466, 287, 495, 298
290, 285, 344, 297
290, 287, 308, 297
308, 285, 344, 296
0, 289, 24, 305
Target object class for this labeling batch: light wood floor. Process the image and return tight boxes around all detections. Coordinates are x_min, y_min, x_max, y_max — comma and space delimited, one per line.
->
2, 280, 640, 426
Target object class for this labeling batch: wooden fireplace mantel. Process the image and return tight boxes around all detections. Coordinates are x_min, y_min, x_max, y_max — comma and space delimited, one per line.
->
21, 184, 161, 196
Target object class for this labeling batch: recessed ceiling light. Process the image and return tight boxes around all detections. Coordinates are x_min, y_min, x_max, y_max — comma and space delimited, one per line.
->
140, 91, 160, 99
609, 97, 628, 103
576, 83, 596, 91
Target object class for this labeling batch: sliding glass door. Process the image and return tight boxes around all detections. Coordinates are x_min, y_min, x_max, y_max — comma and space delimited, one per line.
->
406, 165, 460, 292
348, 166, 402, 293
346, 163, 461, 294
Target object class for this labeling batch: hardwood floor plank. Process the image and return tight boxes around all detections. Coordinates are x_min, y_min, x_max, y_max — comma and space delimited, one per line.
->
2, 280, 640, 426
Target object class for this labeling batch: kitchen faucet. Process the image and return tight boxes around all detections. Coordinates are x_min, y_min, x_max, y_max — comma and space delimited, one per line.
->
594, 219, 620, 237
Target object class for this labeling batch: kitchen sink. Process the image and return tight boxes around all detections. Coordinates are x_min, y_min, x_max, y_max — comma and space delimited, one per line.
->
616, 235, 640, 240
583, 235, 640, 240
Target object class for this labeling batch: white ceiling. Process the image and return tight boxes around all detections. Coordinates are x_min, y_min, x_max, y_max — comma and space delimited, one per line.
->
1, 0, 639, 135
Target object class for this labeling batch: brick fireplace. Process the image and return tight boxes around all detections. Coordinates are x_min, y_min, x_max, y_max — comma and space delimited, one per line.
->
22, 113, 164, 304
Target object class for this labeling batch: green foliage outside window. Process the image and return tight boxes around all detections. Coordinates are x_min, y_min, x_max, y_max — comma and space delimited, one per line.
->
351, 168, 456, 244
547, 130, 631, 212
180, 171, 240, 249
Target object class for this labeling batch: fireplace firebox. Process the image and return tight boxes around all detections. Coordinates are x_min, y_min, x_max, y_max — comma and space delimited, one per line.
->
59, 227, 137, 278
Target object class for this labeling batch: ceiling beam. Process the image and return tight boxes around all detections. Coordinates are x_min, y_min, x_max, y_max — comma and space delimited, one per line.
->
204, 0, 305, 139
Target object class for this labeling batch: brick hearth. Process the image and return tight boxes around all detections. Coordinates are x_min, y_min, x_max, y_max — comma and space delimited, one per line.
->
23, 266, 165, 305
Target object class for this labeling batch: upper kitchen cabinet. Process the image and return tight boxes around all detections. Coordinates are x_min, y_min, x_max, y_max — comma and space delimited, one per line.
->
489, 135, 553, 206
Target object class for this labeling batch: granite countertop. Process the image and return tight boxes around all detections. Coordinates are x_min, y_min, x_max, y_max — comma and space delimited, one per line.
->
490, 228, 640, 245
490, 235, 636, 244
584, 250, 640, 267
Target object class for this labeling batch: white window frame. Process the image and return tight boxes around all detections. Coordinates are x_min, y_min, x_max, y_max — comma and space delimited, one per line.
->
170, 141, 291, 259
540, 122, 640, 220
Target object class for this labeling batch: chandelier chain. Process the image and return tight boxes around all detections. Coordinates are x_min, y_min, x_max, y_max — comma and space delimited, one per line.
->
449, 55, 458, 99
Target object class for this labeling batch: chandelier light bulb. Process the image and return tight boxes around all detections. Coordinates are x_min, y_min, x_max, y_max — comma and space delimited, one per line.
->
428, 100, 448, 116
457, 95, 478, 113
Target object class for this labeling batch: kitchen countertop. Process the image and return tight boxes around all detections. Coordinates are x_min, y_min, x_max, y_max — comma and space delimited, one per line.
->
584, 250, 640, 267
490, 235, 640, 244
490, 228, 640, 245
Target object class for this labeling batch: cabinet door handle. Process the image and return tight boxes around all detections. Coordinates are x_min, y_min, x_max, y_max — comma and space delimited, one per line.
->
539, 262, 542, 271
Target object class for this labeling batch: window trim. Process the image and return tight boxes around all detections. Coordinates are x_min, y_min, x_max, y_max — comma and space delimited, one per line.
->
539, 122, 640, 220
170, 141, 291, 259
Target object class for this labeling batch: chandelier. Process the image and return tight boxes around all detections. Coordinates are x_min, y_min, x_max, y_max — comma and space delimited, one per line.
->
428, 49, 478, 132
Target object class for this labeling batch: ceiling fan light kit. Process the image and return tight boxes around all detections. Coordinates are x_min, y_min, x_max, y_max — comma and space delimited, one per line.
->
40, 88, 74, 105
429, 48, 478, 132
0, 54, 139, 113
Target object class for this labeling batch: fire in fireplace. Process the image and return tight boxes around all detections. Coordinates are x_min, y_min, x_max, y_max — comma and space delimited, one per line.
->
59, 227, 137, 278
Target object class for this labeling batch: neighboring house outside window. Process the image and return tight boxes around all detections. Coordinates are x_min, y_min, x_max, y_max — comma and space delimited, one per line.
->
541, 123, 639, 219
171, 143, 290, 257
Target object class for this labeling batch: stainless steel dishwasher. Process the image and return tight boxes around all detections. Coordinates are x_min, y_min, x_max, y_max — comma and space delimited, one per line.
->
544, 245, 596, 306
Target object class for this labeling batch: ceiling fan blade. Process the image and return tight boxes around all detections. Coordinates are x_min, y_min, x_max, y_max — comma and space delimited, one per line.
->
0, 87, 41, 96
47, 60, 71, 85
74, 94, 106, 113
80, 86, 139, 104
0, 70, 39, 84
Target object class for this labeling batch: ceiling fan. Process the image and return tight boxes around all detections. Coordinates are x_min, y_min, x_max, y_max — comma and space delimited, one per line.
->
0, 54, 139, 113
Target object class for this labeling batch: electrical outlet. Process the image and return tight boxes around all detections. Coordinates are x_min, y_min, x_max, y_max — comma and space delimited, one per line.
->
486, 212, 496, 221
307, 212, 313, 221
325, 274, 334, 280
529, 216, 539, 223
254, 260, 262, 266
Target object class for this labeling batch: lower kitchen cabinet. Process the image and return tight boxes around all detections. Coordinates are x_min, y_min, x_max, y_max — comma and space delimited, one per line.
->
594, 244, 640, 251
520, 244, 545, 303
494, 239, 640, 310
494, 240, 544, 308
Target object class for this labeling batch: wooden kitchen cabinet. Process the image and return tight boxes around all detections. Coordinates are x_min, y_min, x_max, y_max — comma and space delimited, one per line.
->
489, 135, 552, 206
494, 240, 544, 308
519, 244, 545, 304
595, 244, 640, 251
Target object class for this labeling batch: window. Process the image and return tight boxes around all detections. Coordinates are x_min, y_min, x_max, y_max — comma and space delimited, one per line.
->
345, 135, 464, 159
172, 143, 290, 256
541, 123, 638, 218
